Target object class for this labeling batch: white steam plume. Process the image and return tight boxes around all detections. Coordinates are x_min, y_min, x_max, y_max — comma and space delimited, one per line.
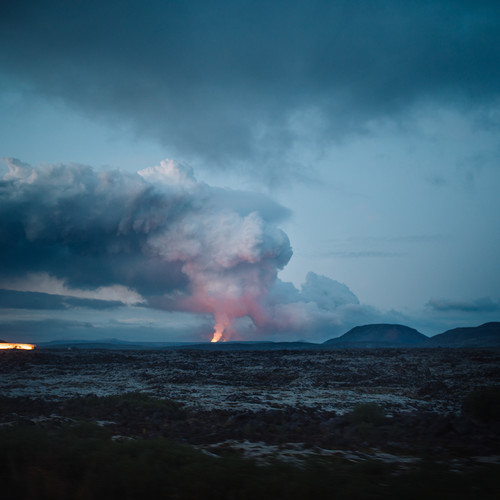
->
0, 158, 292, 340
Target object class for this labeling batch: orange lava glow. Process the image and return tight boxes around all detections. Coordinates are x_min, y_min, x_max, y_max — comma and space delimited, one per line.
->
210, 314, 232, 343
210, 325, 225, 343
0, 343, 36, 350
210, 313, 233, 342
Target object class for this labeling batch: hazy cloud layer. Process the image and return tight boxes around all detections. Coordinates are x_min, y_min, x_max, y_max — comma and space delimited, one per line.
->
0, 289, 123, 310
1, 1, 498, 175
326, 251, 404, 259
427, 297, 500, 313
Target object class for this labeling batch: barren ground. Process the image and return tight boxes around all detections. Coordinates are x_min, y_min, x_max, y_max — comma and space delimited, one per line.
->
1, 348, 499, 466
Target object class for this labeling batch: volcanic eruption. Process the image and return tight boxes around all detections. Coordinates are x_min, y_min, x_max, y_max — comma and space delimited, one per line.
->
0, 158, 293, 342
1, 158, 367, 342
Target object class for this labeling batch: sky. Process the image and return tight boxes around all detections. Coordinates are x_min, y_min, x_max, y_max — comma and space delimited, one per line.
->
1, 0, 499, 343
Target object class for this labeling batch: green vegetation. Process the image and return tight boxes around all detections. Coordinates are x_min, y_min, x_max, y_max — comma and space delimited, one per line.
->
73, 391, 186, 419
83, 391, 183, 410
1, 423, 498, 500
345, 402, 387, 426
344, 402, 388, 441
462, 386, 500, 423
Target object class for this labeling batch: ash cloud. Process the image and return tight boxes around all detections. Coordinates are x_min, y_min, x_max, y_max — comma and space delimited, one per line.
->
254, 272, 399, 341
0, 157, 396, 340
1, 1, 498, 176
0, 158, 296, 338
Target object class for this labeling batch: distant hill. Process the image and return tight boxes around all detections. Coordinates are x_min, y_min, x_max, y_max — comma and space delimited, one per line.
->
37, 339, 319, 351
167, 341, 319, 351
426, 322, 500, 348
38, 339, 195, 350
323, 324, 428, 348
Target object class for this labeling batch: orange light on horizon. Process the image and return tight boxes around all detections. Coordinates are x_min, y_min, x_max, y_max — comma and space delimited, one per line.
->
210, 321, 227, 342
210, 327, 224, 343
210, 332, 223, 343
0, 343, 36, 350
210, 313, 232, 342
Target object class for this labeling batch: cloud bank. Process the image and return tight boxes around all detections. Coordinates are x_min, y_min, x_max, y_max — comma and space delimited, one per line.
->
1, 1, 498, 176
1, 157, 400, 341
0, 159, 349, 339
0, 158, 294, 339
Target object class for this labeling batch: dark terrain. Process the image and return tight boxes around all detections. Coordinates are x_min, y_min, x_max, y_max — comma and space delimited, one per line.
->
1, 347, 499, 499
35, 321, 500, 350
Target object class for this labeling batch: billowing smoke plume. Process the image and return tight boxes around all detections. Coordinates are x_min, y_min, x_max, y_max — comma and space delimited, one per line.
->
0, 158, 379, 341
0, 158, 294, 341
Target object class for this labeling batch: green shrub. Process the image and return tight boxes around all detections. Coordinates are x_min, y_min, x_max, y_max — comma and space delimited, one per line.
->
79, 392, 185, 417
462, 387, 500, 423
345, 403, 387, 426
1, 424, 499, 499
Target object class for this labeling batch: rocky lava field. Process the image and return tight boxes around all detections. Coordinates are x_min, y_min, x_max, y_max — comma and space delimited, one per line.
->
1, 347, 499, 465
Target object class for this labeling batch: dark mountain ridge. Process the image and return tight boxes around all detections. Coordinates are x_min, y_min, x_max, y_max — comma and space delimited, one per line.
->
323, 323, 428, 348
323, 322, 500, 348
425, 322, 500, 348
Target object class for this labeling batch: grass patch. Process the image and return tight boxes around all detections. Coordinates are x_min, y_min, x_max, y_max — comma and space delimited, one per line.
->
84, 391, 183, 411
345, 403, 387, 426
68, 391, 186, 421
462, 387, 500, 423
0, 423, 498, 500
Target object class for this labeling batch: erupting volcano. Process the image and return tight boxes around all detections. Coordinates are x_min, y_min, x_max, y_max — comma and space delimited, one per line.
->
210, 314, 231, 342
211, 326, 224, 343
0, 159, 298, 344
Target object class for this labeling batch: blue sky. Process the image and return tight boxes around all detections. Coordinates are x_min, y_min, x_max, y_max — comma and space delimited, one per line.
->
1, 1, 499, 342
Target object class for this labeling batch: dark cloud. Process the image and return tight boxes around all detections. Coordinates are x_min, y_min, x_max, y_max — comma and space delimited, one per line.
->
426, 297, 500, 313
0, 289, 123, 310
1, 1, 498, 175
0, 289, 68, 310
0, 159, 189, 295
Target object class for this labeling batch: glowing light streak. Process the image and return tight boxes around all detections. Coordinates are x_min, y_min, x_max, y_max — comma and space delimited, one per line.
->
0, 343, 36, 350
